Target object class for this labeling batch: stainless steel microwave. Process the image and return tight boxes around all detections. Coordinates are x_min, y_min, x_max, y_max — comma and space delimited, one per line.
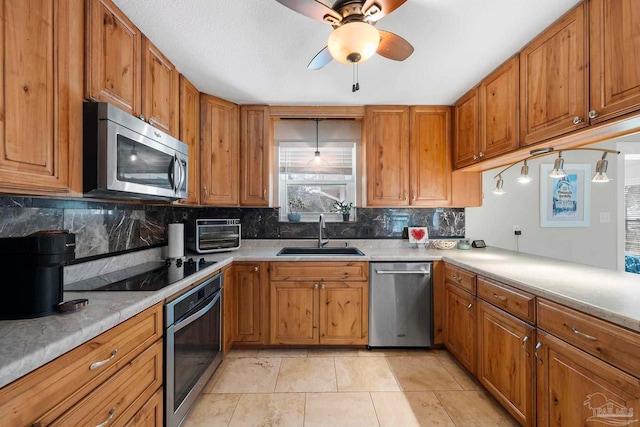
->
83, 102, 188, 201
186, 219, 241, 253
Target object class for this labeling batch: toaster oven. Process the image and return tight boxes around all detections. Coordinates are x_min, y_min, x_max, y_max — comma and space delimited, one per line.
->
185, 219, 241, 253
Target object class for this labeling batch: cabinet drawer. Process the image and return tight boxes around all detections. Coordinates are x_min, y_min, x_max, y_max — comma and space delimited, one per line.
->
537, 299, 640, 378
477, 277, 535, 323
444, 264, 476, 293
47, 340, 163, 426
270, 262, 368, 282
0, 303, 163, 426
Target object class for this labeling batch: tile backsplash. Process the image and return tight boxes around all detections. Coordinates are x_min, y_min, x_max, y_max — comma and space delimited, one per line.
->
0, 196, 465, 260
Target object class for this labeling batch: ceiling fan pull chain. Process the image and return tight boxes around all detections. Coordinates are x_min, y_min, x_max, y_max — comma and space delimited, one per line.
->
352, 63, 360, 92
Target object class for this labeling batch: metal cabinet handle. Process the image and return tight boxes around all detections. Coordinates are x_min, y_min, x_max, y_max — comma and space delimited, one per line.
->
572, 116, 584, 124
90, 349, 117, 370
203, 186, 208, 197
479, 151, 484, 157
253, 266, 259, 272
472, 155, 478, 160
321, 284, 325, 289
263, 189, 267, 198
522, 335, 530, 356
534, 342, 543, 364
314, 284, 319, 289
588, 110, 599, 119
148, 118, 155, 125
493, 293, 507, 301
571, 327, 597, 341
467, 303, 473, 309
95, 407, 116, 427
138, 114, 145, 121
451, 275, 462, 282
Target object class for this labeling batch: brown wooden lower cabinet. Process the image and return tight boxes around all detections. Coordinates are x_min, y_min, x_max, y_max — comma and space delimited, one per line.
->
477, 300, 534, 426
535, 329, 640, 426
443, 281, 476, 374
124, 387, 163, 426
269, 262, 369, 346
0, 303, 163, 426
231, 262, 269, 344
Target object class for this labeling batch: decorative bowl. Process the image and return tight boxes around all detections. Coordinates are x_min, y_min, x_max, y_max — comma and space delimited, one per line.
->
432, 240, 457, 250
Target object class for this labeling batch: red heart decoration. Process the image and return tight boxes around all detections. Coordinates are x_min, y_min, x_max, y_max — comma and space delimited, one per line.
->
411, 229, 426, 241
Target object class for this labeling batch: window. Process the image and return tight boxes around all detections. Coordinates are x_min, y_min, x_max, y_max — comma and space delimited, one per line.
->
278, 142, 357, 222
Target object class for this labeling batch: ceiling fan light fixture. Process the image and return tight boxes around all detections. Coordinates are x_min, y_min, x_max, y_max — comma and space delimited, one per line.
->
327, 22, 380, 65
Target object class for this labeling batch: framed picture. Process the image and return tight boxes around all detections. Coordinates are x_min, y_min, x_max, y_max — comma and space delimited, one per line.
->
408, 227, 429, 244
540, 163, 591, 227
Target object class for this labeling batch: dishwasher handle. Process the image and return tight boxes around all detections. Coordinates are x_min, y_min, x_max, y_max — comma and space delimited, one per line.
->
375, 269, 430, 275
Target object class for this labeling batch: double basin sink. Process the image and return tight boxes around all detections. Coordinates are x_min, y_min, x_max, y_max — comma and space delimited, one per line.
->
276, 247, 365, 256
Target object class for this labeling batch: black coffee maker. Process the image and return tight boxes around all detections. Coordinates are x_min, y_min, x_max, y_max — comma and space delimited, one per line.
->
0, 230, 76, 319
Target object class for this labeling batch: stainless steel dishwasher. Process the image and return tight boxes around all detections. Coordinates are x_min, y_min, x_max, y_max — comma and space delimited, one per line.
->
369, 262, 433, 348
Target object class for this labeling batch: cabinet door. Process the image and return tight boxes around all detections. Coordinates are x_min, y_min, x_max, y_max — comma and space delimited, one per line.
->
319, 282, 368, 345
85, 0, 142, 116
200, 94, 239, 206
535, 330, 640, 426
519, 3, 588, 145
270, 282, 319, 345
477, 300, 534, 426
177, 75, 200, 205
365, 106, 410, 207
232, 263, 262, 342
453, 87, 480, 168
409, 107, 452, 206
444, 282, 476, 374
124, 387, 163, 427
142, 37, 179, 137
240, 105, 270, 206
480, 57, 519, 158
0, 0, 83, 195
590, 0, 640, 123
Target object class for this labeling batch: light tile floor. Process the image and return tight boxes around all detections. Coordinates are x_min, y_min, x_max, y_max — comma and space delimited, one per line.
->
183, 348, 519, 427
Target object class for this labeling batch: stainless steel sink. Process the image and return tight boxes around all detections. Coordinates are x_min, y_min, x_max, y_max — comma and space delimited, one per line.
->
276, 247, 365, 256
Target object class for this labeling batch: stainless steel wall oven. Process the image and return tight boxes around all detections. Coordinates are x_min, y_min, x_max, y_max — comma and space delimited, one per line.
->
165, 272, 222, 426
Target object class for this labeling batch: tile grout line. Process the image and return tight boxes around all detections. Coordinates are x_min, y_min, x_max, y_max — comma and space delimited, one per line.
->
368, 391, 383, 427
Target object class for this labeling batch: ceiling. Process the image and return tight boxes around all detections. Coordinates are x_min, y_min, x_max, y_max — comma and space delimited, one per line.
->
113, 0, 581, 106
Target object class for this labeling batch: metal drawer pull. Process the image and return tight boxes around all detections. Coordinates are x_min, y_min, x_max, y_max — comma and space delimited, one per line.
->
95, 407, 116, 427
493, 293, 507, 301
522, 335, 530, 356
376, 270, 430, 275
571, 327, 597, 341
534, 342, 543, 364
90, 349, 117, 370
572, 116, 584, 124
467, 303, 473, 309
450, 275, 462, 282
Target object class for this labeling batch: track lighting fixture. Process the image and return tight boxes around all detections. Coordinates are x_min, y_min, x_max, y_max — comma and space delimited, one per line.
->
492, 147, 620, 195
592, 152, 610, 183
493, 174, 506, 195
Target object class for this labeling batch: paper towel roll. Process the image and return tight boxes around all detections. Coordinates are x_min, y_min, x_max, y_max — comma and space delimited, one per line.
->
167, 223, 184, 259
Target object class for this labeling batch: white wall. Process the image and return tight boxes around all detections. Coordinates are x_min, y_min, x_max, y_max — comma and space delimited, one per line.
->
465, 141, 619, 270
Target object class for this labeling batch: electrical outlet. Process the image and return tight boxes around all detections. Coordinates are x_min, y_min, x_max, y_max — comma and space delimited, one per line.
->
513, 225, 522, 236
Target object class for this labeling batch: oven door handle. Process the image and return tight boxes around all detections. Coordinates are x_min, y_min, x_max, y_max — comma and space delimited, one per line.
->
173, 290, 221, 333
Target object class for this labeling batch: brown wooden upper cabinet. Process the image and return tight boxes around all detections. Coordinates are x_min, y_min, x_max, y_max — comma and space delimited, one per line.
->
200, 94, 239, 206
86, 0, 179, 138
0, 0, 83, 196
365, 106, 410, 207
519, 2, 588, 146
410, 107, 452, 206
240, 106, 270, 206
177, 75, 200, 205
141, 37, 180, 137
454, 57, 519, 169
589, 0, 640, 124
366, 106, 477, 207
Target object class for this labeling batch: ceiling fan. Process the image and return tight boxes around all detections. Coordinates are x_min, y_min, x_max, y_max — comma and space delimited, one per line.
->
275, 0, 414, 70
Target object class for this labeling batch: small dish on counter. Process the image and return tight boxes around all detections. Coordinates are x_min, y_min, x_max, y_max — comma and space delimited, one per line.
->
431, 240, 457, 250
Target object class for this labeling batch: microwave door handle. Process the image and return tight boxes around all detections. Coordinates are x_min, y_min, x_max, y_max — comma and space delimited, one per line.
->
177, 157, 186, 193
173, 154, 180, 193
168, 156, 176, 191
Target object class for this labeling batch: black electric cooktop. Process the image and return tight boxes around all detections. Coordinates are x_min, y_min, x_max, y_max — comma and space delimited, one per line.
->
66, 258, 215, 291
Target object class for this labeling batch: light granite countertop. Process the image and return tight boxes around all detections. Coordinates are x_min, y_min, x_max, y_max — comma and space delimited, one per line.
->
1, 240, 639, 389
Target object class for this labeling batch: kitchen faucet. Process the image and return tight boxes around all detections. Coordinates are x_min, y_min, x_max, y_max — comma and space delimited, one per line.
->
318, 214, 329, 248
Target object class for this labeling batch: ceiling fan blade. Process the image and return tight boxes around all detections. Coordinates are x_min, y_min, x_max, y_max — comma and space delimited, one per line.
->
275, 0, 342, 24
308, 46, 333, 70
377, 30, 414, 61
363, 0, 407, 21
